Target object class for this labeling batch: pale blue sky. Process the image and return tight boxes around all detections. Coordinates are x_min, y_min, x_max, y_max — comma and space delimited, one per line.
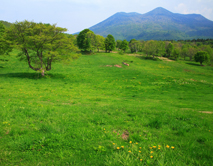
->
0, 0, 213, 33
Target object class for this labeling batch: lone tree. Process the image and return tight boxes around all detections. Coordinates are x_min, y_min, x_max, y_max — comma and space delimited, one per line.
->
7, 20, 79, 76
77, 29, 96, 52
105, 34, 115, 53
194, 51, 210, 65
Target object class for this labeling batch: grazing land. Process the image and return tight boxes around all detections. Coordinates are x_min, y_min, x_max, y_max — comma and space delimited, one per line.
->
0, 51, 213, 165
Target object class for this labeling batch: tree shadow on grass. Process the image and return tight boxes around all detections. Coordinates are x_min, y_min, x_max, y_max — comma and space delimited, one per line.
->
0, 72, 65, 80
136, 56, 162, 61
186, 62, 201, 67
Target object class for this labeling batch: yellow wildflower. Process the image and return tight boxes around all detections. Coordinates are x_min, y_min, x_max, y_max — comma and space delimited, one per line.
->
121, 146, 124, 148
149, 147, 153, 149
139, 151, 141, 153
113, 143, 115, 145
128, 150, 131, 153
171, 146, 175, 149
153, 146, 156, 148
150, 151, 153, 153
139, 147, 141, 149
158, 148, 160, 149
140, 159, 143, 161
117, 147, 120, 150
166, 145, 170, 148
136, 142, 138, 144
150, 156, 153, 158
129, 141, 132, 144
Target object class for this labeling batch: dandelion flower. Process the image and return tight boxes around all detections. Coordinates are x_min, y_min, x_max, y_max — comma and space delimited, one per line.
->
128, 150, 131, 153
140, 159, 143, 161
117, 147, 120, 150
149, 147, 153, 149
129, 141, 132, 144
139, 147, 141, 149
113, 143, 115, 145
153, 146, 156, 148
150, 156, 153, 158
150, 151, 153, 153
136, 142, 138, 144
171, 146, 175, 149
166, 145, 170, 148
139, 151, 141, 153
158, 148, 160, 150
121, 146, 124, 148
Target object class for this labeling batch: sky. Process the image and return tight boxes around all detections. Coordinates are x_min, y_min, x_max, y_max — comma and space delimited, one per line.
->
0, 0, 213, 34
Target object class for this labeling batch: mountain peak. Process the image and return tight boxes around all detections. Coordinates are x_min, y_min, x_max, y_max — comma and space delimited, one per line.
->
145, 7, 172, 16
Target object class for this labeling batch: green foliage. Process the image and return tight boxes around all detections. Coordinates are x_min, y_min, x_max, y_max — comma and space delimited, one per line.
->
120, 40, 129, 53
194, 51, 210, 65
166, 43, 174, 57
116, 40, 122, 50
172, 49, 180, 60
105, 34, 115, 52
96, 35, 105, 52
129, 39, 143, 53
0, 22, 12, 56
7, 20, 80, 75
77, 29, 96, 52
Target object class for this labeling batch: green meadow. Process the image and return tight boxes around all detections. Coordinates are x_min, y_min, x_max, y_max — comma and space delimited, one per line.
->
0, 51, 213, 165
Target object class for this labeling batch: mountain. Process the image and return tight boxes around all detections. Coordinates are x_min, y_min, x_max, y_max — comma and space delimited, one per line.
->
88, 7, 213, 41
0, 20, 12, 28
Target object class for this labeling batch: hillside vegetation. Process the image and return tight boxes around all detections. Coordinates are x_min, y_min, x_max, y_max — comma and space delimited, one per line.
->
89, 7, 213, 40
0, 50, 213, 165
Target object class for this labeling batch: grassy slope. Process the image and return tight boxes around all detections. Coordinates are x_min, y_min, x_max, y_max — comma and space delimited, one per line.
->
0, 51, 213, 165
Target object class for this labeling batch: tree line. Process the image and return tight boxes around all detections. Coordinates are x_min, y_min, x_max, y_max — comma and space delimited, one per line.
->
0, 21, 213, 76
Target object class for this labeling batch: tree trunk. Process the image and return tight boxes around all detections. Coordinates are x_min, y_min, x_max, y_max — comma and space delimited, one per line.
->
41, 69, 45, 77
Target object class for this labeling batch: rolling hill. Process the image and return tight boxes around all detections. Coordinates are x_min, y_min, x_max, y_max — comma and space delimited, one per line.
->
0, 20, 13, 28
88, 7, 213, 41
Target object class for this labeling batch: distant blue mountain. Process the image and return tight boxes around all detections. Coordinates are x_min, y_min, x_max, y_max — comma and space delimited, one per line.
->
88, 7, 213, 40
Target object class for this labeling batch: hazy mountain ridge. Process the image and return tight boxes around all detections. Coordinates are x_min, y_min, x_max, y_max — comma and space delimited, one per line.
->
0, 20, 12, 28
89, 7, 213, 40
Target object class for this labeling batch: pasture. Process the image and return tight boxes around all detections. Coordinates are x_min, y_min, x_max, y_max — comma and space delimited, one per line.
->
0, 51, 213, 165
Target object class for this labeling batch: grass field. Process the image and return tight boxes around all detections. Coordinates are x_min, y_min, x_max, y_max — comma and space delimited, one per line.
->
0, 51, 213, 165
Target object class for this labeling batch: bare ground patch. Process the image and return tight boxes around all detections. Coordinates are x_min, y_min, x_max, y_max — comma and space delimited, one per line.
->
199, 111, 213, 114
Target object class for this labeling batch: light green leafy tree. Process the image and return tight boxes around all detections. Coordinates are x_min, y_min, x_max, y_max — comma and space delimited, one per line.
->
116, 40, 122, 50
7, 20, 80, 76
172, 49, 180, 60
166, 43, 174, 57
0, 22, 12, 56
129, 39, 142, 53
144, 40, 157, 58
96, 35, 105, 52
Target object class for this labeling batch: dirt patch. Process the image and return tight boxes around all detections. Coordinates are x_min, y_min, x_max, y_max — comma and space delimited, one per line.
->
199, 111, 213, 114
121, 131, 129, 140
114, 64, 122, 68
158, 57, 174, 62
